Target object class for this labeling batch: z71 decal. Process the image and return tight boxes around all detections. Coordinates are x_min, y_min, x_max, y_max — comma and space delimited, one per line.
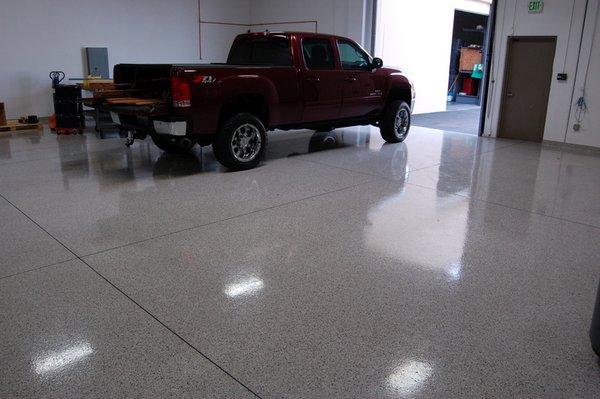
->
193, 75, 216, 84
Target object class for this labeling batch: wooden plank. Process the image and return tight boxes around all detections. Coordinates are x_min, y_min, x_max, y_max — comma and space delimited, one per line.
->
0, 119, 43, 132
91, 89, 142, 99
106, 97, 146, 103
0, 130, 42, 138
82, 79, 115, 90
106, 98, 163, 105
133, 100, 164, 105
105, 98, 134, 103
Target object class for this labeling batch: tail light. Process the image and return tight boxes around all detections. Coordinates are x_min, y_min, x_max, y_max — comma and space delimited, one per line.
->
171, 77, 191, 107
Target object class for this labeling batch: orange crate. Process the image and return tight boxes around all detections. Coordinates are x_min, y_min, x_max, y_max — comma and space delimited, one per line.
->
459, 48, 482, 71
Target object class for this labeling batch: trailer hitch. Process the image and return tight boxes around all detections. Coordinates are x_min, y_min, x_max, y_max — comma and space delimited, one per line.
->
125, 131, 135, 147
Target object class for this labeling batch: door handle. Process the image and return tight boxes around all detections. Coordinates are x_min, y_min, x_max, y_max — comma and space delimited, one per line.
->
305, 76, 320, 82
507, 91, 515, 98
344, 76, 357, 82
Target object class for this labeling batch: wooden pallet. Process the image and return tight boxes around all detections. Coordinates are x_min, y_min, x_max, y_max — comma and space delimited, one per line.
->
88, 89, 143, 99
106, 97, 164, 106
0, 119, 43, 132
82, 79, 116, 90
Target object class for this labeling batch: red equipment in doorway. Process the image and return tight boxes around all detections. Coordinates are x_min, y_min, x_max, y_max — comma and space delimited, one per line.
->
461, 77, 477, 96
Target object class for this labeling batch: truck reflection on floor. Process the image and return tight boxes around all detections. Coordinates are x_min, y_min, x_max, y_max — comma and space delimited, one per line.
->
283, 130, 353, 157
152, 152, 205, 178
151, 129, 359, 177
267, 127, 409, 181
308, 131, 345, 153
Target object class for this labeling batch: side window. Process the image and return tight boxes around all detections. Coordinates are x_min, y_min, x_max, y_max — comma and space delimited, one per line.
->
302, 38, 335, 70
337, 40, 370, 70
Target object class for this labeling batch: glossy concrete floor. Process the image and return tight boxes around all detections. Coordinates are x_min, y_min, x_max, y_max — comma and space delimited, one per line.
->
1, 124, 599, 398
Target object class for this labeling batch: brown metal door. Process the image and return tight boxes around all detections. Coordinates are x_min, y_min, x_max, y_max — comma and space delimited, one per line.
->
498, 37, 556, 142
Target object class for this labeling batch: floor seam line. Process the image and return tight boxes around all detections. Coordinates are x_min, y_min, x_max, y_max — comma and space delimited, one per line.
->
0, 192, 264, 398
477, 141, 523, 154
78, 257, 264, 399
453, 192, 600, 231
0, 193, 80, 256
280, 153, 441, 177
80, 178, 379, 258
400, 180, 600, 232
277, 153, 387, 178
0, 257, 78, 281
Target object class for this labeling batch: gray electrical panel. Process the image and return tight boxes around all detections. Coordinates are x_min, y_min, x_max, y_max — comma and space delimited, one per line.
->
85, 47, 109, 78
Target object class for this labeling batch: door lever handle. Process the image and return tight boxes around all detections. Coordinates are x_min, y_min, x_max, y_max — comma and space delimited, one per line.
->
344, 76, 357, 82
305, 76, 320, 82
507, 92, 515, 98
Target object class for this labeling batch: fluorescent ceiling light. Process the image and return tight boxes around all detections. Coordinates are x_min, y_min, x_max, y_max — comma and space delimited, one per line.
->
33, 343, 93, 374
224, 277, 264, 298
387, 360, 433, 395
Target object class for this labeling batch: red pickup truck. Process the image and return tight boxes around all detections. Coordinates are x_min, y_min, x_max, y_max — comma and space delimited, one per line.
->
95, 32, 415, 170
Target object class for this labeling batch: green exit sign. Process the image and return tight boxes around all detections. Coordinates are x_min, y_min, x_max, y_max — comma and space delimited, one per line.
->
528, 1, 544, 13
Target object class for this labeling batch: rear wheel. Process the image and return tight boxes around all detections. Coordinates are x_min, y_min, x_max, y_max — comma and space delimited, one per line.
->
151, 135, 197, 153
380, 100, 411, 143
213, 113, 267, 170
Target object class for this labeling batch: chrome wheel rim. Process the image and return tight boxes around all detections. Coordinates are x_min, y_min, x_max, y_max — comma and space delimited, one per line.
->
394, 108, 409, 138
231, 123, 262, 162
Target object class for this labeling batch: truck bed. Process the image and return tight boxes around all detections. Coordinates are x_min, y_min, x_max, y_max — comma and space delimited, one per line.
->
90, 62, 293, 117
88, 64, 173, 116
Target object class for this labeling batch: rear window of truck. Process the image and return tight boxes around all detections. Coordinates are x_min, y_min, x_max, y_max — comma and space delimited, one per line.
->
227, 36, 292, 66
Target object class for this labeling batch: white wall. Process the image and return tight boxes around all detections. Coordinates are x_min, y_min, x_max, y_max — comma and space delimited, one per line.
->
484, 0, 600, 148
0, 0, 200, 119
375, 0, 491, 115
567, 1, 600, 147
200, 0, 373, 62
248, 0, 370, 47
199, 0, 374, 63
199, 0, 251, 62
1, 0, 376, 117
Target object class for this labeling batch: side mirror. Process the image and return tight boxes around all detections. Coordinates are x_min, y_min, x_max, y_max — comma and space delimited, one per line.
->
371, 57, 383, 69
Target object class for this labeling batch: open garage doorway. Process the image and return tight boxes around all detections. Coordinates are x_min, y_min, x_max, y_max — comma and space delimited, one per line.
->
374, 0, 494, 136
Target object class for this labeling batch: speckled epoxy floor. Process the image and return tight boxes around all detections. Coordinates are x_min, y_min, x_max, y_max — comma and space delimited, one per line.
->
1, 124, 599, 397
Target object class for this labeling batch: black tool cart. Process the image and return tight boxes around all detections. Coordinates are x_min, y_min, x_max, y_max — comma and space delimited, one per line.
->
50, 71, 85, 134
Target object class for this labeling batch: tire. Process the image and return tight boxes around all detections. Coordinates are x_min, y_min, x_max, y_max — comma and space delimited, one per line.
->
151, 134, 197, 154
380, 100, 411, 143
212, 113, 267, 170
